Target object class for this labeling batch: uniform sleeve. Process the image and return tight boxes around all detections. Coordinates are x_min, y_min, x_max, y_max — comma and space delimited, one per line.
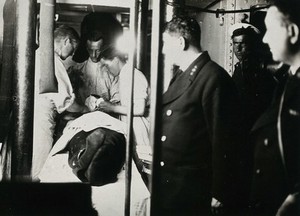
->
202, 70, 244, 206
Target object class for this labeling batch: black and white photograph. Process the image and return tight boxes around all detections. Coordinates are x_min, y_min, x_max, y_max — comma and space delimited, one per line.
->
0, 0, 299, 215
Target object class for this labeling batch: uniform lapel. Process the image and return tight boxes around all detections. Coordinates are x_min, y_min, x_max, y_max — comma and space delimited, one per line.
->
277, 68, 300, 172
163, 51, 211, 105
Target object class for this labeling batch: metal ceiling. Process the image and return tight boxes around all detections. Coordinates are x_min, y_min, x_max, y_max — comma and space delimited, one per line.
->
48, 0, 219, 15
186, 0, 222, 9
38, 0, 219, 28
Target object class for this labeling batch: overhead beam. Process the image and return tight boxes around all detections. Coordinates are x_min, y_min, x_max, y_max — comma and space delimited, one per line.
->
37, 0, 130, 9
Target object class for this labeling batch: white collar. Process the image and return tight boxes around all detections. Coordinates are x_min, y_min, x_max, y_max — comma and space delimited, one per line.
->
290, 65, 299, 75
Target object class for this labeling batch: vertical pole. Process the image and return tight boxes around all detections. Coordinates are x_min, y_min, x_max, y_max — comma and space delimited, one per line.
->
149, 0, 165, 215
136, 0, 149, 73
0, 0, 15, 143
124, 0, 138, 216
0, 0, 16, 180
149, 0, 185, 215
11, 0, 36, 182
39, 0, 56, 93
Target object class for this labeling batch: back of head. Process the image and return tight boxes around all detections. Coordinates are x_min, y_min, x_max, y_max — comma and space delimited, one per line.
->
54, 25, 80, 43
165, 15, 201, 49
272, 0, 300, 27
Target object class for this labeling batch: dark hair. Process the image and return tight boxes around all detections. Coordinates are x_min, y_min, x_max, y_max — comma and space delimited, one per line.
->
54, 25, 80, 43
73, 12, 123, 63
232, 26, 258, 39
231, 26, 259, 46
86, 30, 103, 42
272, 0, 300, 27
164, 15, 201, 49
99, 46, 127, 63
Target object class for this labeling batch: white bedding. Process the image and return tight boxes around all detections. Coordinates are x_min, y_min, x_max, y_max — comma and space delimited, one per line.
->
40, 153, 150, 216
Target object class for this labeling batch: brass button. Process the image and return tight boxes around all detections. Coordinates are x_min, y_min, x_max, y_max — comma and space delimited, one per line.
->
166, 110, 172, 116
161, 136, 167, 142
264, 139, 268, 146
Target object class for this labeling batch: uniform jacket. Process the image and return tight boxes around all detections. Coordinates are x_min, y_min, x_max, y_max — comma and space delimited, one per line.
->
250, 68, 300, 215
280, 69, 300, 195
232, 59, 276, 132
157, 51, 244, 213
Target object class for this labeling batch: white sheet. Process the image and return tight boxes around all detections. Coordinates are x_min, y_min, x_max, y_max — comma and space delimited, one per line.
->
40, 153, 150, 216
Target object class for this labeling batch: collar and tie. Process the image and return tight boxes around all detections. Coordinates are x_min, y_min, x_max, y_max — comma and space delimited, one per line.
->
169, 68, 183, 86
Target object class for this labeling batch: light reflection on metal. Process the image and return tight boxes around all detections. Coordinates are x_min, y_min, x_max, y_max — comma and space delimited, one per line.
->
124, 0, 138, 216
149, 0, 165, 215
39, 0, 56, 93
149, 0, 184, 215
12, 0, 36, 182
0, 0, 15, 146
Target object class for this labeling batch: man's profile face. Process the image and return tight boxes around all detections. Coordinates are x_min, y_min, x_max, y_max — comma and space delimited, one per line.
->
86, 39, 104, 63
60, 38, 78, 60
100, 57, 120, 77
162, 32, 182, 65
232, 35, 250, 62
263, 6, 290, 63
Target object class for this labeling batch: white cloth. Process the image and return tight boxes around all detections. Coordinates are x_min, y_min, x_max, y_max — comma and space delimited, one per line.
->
39, 155, 150, 216
32, 52, 76, 179
48, 111, 127, 157
85, 95, 104, 111
119, 64, 152, 160
72, 58, 120, 103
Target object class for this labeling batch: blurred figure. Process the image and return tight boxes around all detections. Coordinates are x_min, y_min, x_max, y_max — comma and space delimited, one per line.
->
32, 25, 88, 180
156, 15, 244, 216
249, 0, 300, 215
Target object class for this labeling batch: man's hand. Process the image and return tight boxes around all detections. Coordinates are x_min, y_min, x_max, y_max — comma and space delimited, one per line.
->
85, 95, 103, 111
97, 101, 114, 113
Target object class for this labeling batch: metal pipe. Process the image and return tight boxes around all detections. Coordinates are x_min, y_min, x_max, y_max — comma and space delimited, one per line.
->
149, 0, 184, 215
205, 0, 223, 9
149, 0, 165, 215
39, 0, 56, 93
0, 0, 16, 143
124, 0, 138, 216
136, 0, 149, 72
11, 0, 36, 182
165, 0, 185, 18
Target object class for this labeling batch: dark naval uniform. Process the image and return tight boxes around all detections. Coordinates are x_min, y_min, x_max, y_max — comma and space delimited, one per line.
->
232, 59, 277, 204
232, 59, 276, 132
250, 68, 300, 215
157, 51, 244, 215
